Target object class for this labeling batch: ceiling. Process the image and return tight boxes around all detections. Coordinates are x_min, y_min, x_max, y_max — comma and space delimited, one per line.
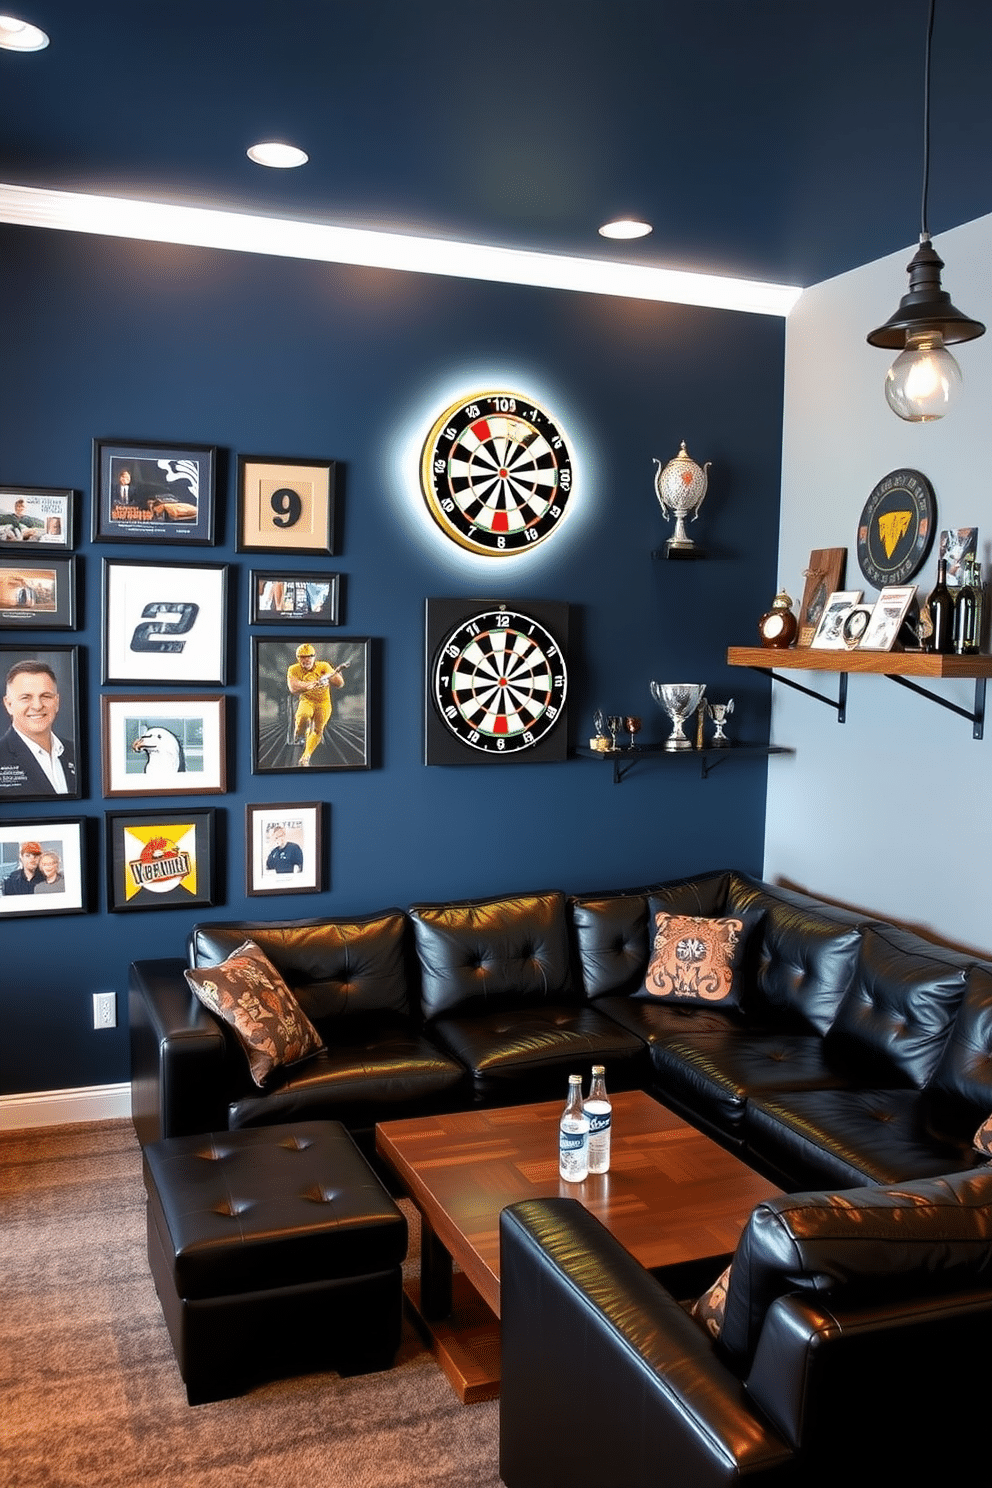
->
2, 0, 991, 290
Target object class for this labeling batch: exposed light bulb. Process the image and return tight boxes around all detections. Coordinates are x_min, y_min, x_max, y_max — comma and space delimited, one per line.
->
883, 332, 963, 422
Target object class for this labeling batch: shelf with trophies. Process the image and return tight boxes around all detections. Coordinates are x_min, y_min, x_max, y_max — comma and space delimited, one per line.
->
581, 693, 792, 783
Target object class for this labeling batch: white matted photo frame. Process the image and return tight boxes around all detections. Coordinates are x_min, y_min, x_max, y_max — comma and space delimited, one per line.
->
251, 636, 371, 773
105, 807, 217, 913
102, 558, 228, 685
859, 585, 917, 652
0, 554, 77, 629
246, 801, 324, 896
101, 694, 227, 797
249, 569, 342, 625
810, 590, 864, 649
0, 816, 87, 918
92, 439, 216, 545
237, 456, 336, 555
0, 644, 82, 802
0, 486, 75, 550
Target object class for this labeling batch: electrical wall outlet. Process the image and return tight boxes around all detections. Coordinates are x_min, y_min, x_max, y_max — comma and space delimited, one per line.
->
92, 991, 117, 1030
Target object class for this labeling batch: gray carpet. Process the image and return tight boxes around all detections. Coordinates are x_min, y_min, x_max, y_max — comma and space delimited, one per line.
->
1, 1120, 504, 1488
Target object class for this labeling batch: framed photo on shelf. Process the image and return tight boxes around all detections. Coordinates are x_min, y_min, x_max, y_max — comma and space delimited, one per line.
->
101, 694, 227, 797
797, 547, 846, 647
251, 635, 370, 773
0, 816, 87, 918
859, 585, 918, 652
810, 590, 864, 649
92, 439, 216, 545
102, 559, 227, 685
0, 644, 81, 801
0, 554, 77, 629
105, 806, 217, 913
0, 486, 75, 550
246, 801, 324, 896
249, 569, 341, 625
237, 456, 336, 555
939, 527, 978, 585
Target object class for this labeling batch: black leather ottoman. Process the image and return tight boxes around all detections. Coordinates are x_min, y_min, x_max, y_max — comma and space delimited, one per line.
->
142, 1121, 407, 1404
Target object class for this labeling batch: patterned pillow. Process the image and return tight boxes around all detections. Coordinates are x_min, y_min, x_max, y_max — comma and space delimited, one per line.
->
184, 939, 324, 1088
973, 1115, 992, 1160
690, 1263, 732, 1339
642, 913, 745, 1006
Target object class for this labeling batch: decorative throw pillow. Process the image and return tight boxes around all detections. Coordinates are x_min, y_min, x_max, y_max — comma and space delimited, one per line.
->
973, 1114, 992, 1160
643, 913, 745, 1006
690, 1263, 732, 1339
184, 939, 324, 1088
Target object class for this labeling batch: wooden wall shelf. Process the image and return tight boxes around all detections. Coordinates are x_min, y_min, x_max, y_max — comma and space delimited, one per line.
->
727, 646, 992, 738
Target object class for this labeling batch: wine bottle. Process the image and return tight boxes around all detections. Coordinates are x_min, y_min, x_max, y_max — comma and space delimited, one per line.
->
954, 562, 979, 655
926, 560, 955, 654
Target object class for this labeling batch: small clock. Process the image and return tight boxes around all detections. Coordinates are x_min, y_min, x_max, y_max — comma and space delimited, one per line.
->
857, 468, 936, 589
758, 591, 798, 648
420, 391, 573, 554
425, 598, 569, 764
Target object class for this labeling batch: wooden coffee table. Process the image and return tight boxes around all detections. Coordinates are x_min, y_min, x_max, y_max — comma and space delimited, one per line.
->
376, 1090, 781, 1401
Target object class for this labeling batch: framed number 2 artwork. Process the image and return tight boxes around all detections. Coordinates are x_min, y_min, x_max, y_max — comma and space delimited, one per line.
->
102, 559, 228, 685
237, 456, 336, 555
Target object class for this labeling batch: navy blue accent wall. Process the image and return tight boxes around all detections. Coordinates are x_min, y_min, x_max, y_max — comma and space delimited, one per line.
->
0, 223, 784, 1095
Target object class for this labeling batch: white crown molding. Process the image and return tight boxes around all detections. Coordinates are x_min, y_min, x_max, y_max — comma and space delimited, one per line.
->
0, 1082, 131, 1130
0, 181, 802, 318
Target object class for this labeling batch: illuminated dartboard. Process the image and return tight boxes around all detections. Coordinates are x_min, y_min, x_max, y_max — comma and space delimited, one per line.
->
426, 600, 569, 764
421, 391, 573, 554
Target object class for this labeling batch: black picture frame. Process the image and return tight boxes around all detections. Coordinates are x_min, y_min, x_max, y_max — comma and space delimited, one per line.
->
105, 806, 217, 912
0, 554, 77, 630
0, 644, 82, 801
92, 439, 217, 545
251, 635, 371, 773
249, 569, 341, 626
0, 816, 88, 918
0, 486, 76, 551
245, 801, 324, 896
237, 455, 336, 555
102, 558, 228, 685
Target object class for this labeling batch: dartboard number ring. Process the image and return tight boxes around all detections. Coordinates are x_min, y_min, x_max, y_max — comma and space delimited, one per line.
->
433, 608, 568, 754
421, 391, 573, 554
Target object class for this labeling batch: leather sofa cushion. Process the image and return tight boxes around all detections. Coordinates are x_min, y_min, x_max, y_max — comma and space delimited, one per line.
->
637, 868, 735, 915
595, 993, 746, 1046
930, 963, 992, 1118
726, 887, 863, 1035
410, 891, 571, 1019
826, 923, 970, 1089
720, 1167, 992, 1371
569, 893, 649, 1000
188, 911, 410, 1022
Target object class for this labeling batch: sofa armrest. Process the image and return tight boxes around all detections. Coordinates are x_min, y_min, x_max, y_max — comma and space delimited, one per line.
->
499, 1198, 794, 1488
129, 958, 230, 1146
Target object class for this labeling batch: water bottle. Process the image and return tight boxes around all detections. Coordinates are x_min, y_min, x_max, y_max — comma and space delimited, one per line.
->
559, 1074, 589, 1182
584, 1065, 612, 1174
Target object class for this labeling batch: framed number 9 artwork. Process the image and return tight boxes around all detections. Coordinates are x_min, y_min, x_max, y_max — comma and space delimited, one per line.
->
102, 559, 228, 685
237, 456, 336, 556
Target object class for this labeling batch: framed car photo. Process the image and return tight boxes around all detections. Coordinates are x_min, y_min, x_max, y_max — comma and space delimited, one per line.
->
105, 806, 217, 913
0, 816, 87, 918
237, 456, 336, 555
92, 439, 217, 545
246, 801, 324, 896
102, 559, 228, 685
251, 636, 370, 773
250, 570, 341, 626
0, 645, 81, 801
0, 555, 77, 630
101, 694, 227, 797
0, 487, 75, 550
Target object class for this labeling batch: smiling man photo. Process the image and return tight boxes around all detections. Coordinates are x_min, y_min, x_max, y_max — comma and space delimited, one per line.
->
0, 659, 77, 796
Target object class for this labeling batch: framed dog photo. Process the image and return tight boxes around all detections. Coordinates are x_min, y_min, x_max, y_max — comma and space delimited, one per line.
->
0, 486, 75, 550
251, 636, 370, 773
102, 559, 228, 685
0, 645, 81, 801
0, 555, 77, 630
92, 439, 216, 545
106, 807, 217, 913
250, 570, 341, 626
0, 817, 87, 918
101, 694, 227, 798
246, 801, 323, 896
237, 456, 336, 555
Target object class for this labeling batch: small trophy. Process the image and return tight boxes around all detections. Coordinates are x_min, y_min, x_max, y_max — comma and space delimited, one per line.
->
650, 682, 707, 751
706, 698, 734, 746
653, 441, 711, 556
590, 710, 610, 752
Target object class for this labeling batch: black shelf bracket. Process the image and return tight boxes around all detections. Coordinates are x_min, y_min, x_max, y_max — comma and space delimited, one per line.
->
886, 673, 987, 739
748, 665, 847, 723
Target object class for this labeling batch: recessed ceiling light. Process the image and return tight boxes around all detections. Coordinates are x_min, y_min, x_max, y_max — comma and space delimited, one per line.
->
0, 15, 50, 50
247, 142, 309, 170
598, 219, 653, 241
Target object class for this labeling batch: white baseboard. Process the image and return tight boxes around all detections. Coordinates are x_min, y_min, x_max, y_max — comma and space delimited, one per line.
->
0, 1083, 132, 1131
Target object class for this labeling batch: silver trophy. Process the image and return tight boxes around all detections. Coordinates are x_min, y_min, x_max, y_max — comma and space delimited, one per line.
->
651, 682, 707, 751
706, 698, 734, 746
653, 441, 711, 554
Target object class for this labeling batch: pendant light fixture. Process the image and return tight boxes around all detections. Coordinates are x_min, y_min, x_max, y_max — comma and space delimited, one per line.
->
866, 0, 984, 421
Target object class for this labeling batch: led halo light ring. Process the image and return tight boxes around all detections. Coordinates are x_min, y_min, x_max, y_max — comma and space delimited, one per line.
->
0, 14, 49, 50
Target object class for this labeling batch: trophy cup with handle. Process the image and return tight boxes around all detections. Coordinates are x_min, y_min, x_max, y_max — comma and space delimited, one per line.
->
650, 682, 707, 751
653, 441, 711, 555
